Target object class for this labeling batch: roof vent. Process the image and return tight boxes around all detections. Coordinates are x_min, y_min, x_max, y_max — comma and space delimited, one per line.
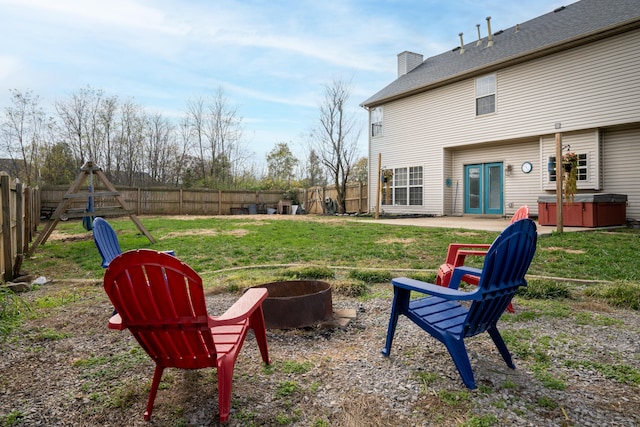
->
554, 6, 566, 12
515, 23, 520, 33
458, 33, 465, 54
397, 51, 424, 77
476, 24, 482, 45
486, 16, 494, 47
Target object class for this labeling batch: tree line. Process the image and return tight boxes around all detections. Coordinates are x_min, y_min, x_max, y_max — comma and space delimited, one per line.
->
1, 79, 367, 213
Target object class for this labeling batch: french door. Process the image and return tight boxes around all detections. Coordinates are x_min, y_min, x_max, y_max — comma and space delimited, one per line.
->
464, 163, 503, 215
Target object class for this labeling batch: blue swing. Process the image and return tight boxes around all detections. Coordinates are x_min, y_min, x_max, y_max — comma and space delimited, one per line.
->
82, 171, 95, 231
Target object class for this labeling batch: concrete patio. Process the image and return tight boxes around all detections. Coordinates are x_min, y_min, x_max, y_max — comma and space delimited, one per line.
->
364, 215, 597, 235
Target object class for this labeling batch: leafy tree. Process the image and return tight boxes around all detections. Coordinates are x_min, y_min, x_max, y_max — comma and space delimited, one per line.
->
40, 142, 76, 185
302, 149, 325, 188
349, 156, 368, 183
266, 142, 298, 189
310, 78, 362, 213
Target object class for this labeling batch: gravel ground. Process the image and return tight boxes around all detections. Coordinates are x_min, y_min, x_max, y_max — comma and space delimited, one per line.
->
1, 280, 639, 426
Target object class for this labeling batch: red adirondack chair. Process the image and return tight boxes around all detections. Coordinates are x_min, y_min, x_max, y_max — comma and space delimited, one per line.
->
103, 249, 270, 423
435, 205, 529, 313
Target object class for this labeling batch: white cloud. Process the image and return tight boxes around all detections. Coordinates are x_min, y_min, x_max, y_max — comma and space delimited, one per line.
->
0, 56, 21, 80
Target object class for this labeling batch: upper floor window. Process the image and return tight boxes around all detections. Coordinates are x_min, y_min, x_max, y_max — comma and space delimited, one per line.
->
475, 74, 496, 116
371, 106, 383, 137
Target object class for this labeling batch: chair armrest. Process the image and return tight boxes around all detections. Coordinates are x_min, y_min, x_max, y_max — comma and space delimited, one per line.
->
445, 243, 491, 264
108, 313, 126, 330
392, 277, 481, 301
456, 249, 489, 257
209, 288, 269, 326
449, 266, 483, 289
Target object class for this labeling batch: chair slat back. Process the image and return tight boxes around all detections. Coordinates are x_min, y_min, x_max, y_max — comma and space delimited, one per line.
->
93, 217, 122, 268
464, 219, 537, 337
510, 205, 529, 223
104, 250, 217, 367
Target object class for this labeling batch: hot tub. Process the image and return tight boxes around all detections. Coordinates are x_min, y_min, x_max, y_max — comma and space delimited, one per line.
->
537, 194, 627, 227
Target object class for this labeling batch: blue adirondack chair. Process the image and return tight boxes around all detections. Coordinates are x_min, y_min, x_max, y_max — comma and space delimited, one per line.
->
92, 217, 122, 268
381, 218, 538, 389
93, 217, 175, 269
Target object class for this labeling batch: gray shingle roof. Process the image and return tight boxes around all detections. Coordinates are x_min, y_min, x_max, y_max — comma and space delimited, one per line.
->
361, 0, 640, 107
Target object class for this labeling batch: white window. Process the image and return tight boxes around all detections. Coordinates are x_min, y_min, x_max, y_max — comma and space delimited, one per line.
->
475, 74, 496, 116
383, 166, 423, 206
548, 154, 588, 182
371, 107, 383, 137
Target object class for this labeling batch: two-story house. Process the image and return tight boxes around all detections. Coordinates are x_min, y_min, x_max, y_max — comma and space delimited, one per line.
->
361, 0, 640, 221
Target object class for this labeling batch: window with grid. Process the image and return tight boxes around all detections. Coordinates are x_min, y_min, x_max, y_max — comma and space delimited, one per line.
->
371, 107, 383, 137
386, 166, 423, 206
548, 154, 588, 182
475, 74, 496, 116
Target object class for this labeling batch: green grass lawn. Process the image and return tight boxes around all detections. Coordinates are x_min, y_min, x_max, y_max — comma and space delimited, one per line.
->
22, 215, 640, 282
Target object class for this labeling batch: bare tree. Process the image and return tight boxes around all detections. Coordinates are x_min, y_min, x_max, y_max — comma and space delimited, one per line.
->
55, 85, 105, 167
204, 87, 244, 188
185, 87, 246, 189
112, 99, 145, 186
99, 95, 118, 176
1, 89, 48, 185
186, 97, 208, 184
144, 112, 175, 184
311, 78, 362, 213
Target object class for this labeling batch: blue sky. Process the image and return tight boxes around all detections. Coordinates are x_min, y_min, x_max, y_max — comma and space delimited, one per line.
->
0, 0, 567, 161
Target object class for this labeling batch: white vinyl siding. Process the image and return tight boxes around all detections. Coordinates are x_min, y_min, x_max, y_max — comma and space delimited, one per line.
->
599, 126, 640, 219
540, 130, 601, 191
369, 28, 640, 216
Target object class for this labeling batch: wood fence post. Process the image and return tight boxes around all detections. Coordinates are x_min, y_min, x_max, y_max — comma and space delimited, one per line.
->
24, 186, 32, 245
1, 173, 14, 281
14, 180, 24, 277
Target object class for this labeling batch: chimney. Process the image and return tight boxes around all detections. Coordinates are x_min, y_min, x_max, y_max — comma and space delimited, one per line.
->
458, 33, 465, 54
397, 51, 424, 77
486, 16, 494, 47
476, 24, 482, 46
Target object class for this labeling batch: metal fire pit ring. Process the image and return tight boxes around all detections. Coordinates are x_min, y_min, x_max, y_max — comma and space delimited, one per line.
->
251, 280, 333, 329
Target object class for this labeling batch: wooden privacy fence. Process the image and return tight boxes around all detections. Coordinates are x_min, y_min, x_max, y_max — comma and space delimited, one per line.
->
300, 183, 368, 214
1, 173, 40, 282
40, 183, 369, 216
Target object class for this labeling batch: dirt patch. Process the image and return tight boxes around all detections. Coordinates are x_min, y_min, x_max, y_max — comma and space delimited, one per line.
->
2, 280, 639, 426
542, 246, 586, 254
375, 237, 416, 245
48, 229, 93, 242
163, 229, 249, 239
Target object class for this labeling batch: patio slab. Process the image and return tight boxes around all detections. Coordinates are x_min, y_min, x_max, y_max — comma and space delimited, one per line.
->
363, 215, 600, 235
